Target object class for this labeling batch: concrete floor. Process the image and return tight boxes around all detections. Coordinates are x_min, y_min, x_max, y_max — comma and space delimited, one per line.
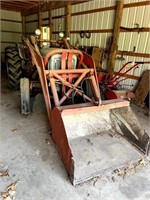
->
0, 79, 150, 200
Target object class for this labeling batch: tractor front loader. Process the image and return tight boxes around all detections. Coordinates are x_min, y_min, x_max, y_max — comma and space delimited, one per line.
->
23, 35, 150, 185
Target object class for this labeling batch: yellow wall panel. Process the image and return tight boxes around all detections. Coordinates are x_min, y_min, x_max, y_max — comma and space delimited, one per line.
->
1, 9, 21, 21
1, 21, 22, 32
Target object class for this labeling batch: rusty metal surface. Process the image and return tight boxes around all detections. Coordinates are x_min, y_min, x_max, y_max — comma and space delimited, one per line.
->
22, 35, 101, 121
111, 106, 150, 154
50, 107, 73, 174
68, 131, 142, 185
22, 36, 52, 125
61, 106, 149, 185
60, 99, 129, 116
44, 45, 101, 107
44, 49, 83, 67
47, 69, 100, 106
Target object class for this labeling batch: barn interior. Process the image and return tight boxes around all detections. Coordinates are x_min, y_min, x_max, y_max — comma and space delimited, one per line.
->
0, 0, 150, 200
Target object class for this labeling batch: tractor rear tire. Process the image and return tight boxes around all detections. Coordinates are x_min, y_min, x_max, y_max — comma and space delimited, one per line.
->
5, 46, 22, 90
20, 78, 30, 115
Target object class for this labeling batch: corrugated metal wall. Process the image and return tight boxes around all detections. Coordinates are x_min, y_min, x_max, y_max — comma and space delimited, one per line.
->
1, 9, 22, 62
25, 14, 39, 37
69, 0, 150, 91
52, 8, 65, 40
71, 0, 115, 47
115, 1, 150, 91
25, 8, 66, 40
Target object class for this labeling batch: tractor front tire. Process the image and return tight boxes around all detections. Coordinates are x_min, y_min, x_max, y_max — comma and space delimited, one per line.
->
20, 78, 30, 115
5, 46, 22, 90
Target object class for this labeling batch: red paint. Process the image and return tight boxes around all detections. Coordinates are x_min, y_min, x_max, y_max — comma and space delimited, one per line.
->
51, 108, 73, 175
105, 90, 120, 100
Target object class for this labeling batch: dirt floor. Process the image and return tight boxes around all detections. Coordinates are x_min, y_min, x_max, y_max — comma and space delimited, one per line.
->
0, 77, 150, 200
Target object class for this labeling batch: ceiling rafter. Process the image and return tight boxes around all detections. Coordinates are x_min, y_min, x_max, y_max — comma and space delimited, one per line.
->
1, 0, 46, 12
1, 0, 89, 15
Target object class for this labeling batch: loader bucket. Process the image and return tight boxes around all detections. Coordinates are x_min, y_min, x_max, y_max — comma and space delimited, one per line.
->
51, 100, 150, 185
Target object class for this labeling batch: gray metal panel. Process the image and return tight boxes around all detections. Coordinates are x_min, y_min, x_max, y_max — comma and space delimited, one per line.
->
26, 14, 38, 21
26, 22, 39, 33
42, 20, 49, 26
1, 21, 22, 32
53, 17, 65, 32
52, 7, 65, 16
42, 11, 49, 18
1, 9, 22, 56
1, 9, 22, 21
70, 1, 115, 48
47, 54, 77, 70
1, 32, 22, 43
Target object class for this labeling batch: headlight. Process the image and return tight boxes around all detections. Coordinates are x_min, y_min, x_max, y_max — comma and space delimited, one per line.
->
35, 29, 41, 36
59, 32, 64, 38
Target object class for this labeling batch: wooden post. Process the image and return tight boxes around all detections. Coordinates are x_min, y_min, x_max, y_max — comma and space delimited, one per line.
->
22, 15, 26, 36
66, 4, 71, 38
132, 70, 150, 107
108, 0, 124, 74
49, 10, 53, 40
38, 12, 43, 39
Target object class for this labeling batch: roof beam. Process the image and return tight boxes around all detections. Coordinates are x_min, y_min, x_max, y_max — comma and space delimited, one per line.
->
1, 2, 26, 9
1, 0, 46, 12
21, 1, 88, 16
